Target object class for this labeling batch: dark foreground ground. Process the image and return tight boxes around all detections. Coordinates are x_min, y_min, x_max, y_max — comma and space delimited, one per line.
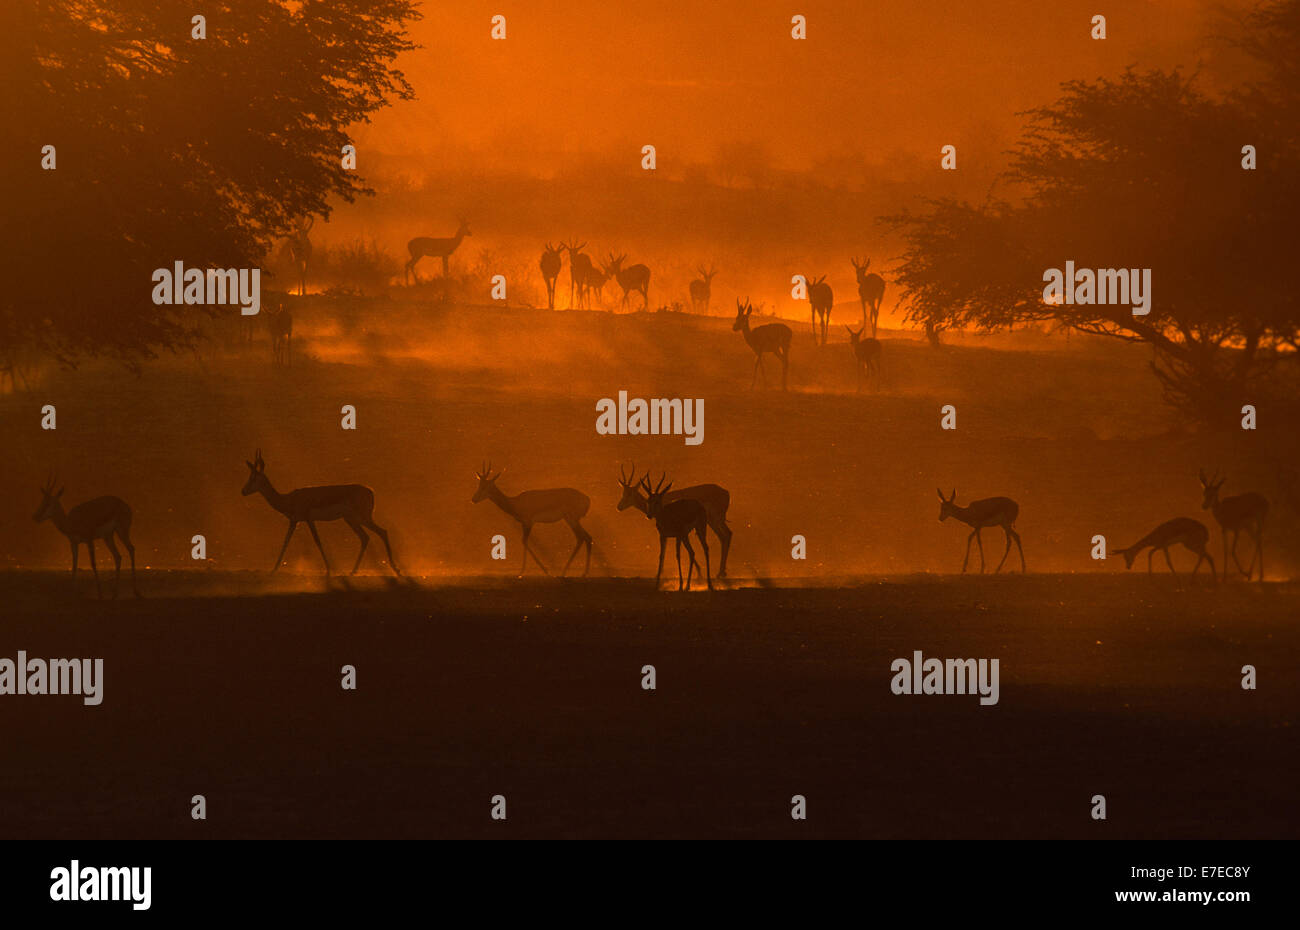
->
0, 571, 1295, 839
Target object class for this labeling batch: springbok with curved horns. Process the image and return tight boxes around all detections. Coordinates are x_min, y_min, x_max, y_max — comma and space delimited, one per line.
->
1199, 469, 1268, 580
33, 472, 139, 598
807, 274, 833, 345
241, 449, 400, 576
733, 298, 791, 390
850, 257, 886, 337
937, 488, 1025, 573
607, 253, 650, 311
562, 239, 593, 309
689, 265, 717, 314
471, 461, 593, 576
617, 463, 734, 577
639, 472, 712, 592
846, 325, 881, 391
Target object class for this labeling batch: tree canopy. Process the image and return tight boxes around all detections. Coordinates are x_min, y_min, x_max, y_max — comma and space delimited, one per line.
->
4, 0, 419, 368
884, 0, 1300, 421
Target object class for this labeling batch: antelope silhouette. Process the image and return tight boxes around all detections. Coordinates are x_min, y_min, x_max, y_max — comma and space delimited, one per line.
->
850, 257, 886, 337
471, 461, 593, 576
937, 488, 1025, 573
562, 239, 592, 309
288, 215, 313, 296
607, 253, 650, 311
845, 325, 881, 391
1198, 470, 1268, 580
733, 298, 791, 390
33, 473, 140, 598
807, 274, 833, 345
1113, 517, 1216, 577
689, 265, 717, 313
640, 472, 712, 592
540, 243, 563, 310
617, 463, 734, 577
405, 219, 471, 284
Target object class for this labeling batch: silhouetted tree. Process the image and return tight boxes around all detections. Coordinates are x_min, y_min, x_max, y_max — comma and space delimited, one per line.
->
884, 0, 1300, 421
3, 0, 418, 369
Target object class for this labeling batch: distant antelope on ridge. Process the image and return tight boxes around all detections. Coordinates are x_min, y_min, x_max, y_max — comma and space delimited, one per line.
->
850, 257, 886, 338
807, 274, 833, 345
689, 265, 717, 314
607, 253, 651, 311
733, 298, 791, 391
540, 242, 563, 310
405, 218, 471, 284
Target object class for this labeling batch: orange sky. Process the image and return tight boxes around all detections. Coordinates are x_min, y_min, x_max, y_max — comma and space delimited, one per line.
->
356, 0, 1240, 176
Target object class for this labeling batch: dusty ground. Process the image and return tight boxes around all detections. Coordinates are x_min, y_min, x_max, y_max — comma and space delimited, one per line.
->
0, 571, 1295, 839
0, 297, 1295, 838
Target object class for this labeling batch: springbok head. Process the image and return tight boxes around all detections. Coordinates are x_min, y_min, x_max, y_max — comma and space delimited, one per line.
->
850, 257, 871, 281
562, 239, 587, 259
242, 449, 268, 496
33, 471, 64, 522
639, 472, 674, 518
845, 324, 864, 345
616, 463, 645, 512
937, 487, 959, 522
1198, 469, 1226, 510
472, 461, 504, 503
697, 265, 717, 284
732, 298, 753, 331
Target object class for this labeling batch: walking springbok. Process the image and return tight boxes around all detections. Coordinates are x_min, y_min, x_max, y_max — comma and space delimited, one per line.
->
807, 274, 833, 345
937, 488, 1025, 573
733, 299, 791, 390
405, 219, 471, 284
617, 463, 734, 577
288, 215, 313, 296
850, 257, 886, 338
1199, 469, 1269, 580
268, 304, 292, 367
241, 450, 400, 576
540, 243, 563, 310
845, 325, 881, 391
689, 265, 717, 314
1113, 517, 1216, 577
607, 253, 651, 311
639, 472, 712, 592
471, 461, 593, 576
33, 473, 139, 598
562, 239, 592, 309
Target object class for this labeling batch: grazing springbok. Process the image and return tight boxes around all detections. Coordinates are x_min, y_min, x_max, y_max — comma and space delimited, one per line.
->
617, 463, 734, 577
807, 274, 833, 345
540, 243, 563, 310
606, 253, 651, 311
639, 472, 712, 592
1113, 517, 1216, 577
288, 215, 313, 296
471, 461, 592, 577
845, 325, 881, 391
405, 219, 471, 283
33, 473, 139, 598
1199, 469, 1269, 580
937, 488, 1025, 573
241, 449, 400, 576
733, 299, 791, 391
689, 265, 717, 314
268, 303, 293, 367
850, 257, 886, 338
562, 239, 593, 309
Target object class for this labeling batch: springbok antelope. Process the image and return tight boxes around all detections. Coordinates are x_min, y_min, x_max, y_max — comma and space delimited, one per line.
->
617, 463, 733, 577
405, 219, 471, 284
807, 274, 833, 345
845, 325, 881, 391
241, 449, 400, 576
733, 299, 791, 391
540, 243, 563, 310
639, 473, 712, 592
288, 215, 313, 296
471, 462, 593, 576
937, 489, 1025, 573
562, 239, 592, 309
1113, 517, 1216, 577
1199, 469, 1269, 580
268, 304, 292, 367
585, 264, 609, 308
606, 253, 650, 311
689, 265, 717, 314
33, 474, 139, 598
850, 257, 886, 337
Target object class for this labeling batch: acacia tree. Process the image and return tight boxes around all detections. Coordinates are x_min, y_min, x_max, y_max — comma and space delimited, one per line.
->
2, 0, 419, 371
884, 0, 1300, 420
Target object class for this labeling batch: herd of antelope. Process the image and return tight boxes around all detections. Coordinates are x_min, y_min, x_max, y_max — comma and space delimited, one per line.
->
33, 455, 1269, 597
